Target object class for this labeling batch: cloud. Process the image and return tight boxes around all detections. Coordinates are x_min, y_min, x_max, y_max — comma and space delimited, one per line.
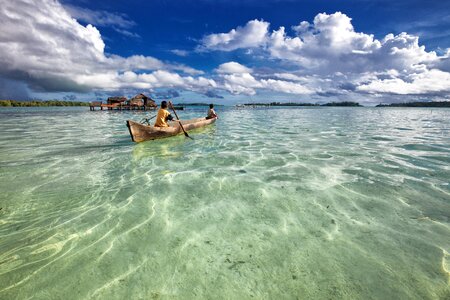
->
216, 62, 253, 74
200, 19, 269, 51
94, 91, 104, 100
152, 89, 181, 99
203, 90, 224, 99
217, 65, 313, 95
2, 2, 450, 102
273, 73, 308, 82
268, 12, 417, 73
0, 77, 31, 100
114, 28, 141, 39
108, 55, 164, 71
107, 70, 216, 92
168, 64, 205, 76
338, 82, 357, 91
0, 0, 209, 94
222, 73, 261, 95
63, 94, 77, 101
64, 4, 140, 38
357, 69, 450, 95
201, 12, 450, 97
269, 14, 450, 96
432, 49, 450, 72
260, 79, 313, 94
64, 5, 136, 29
171, 49, 189, 57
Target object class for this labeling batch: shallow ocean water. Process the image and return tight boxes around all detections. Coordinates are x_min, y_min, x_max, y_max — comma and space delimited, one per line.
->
0, 106, 449, 299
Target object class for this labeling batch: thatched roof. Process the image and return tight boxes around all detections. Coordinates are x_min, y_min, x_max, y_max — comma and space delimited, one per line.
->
131, 93, 156, 107
107, 96, 127, 103
132, 93, 151, 100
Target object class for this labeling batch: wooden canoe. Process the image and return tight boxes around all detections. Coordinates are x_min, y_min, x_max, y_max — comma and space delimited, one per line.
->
126, 117, 217, 142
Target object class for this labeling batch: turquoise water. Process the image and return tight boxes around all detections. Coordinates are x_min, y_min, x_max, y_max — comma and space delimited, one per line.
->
0, 106, 449, 299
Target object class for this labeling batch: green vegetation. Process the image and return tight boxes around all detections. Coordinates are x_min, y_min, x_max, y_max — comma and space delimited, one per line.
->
376, 101, 450, 107
175, 102, 225, 106
321, 101, 362, 107
273, 102, 317, 106
0, 100, 90, 107
241, 101, 362, 107
243, 102, 319, 106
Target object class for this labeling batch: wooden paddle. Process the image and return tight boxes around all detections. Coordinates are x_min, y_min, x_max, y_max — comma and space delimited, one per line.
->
169, 101, 192, 139
140, 115, 156, 125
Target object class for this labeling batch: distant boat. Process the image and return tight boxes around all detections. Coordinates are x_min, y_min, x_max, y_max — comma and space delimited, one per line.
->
126, 117, 217, 142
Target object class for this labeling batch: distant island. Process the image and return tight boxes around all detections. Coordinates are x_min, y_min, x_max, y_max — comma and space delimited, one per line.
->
321, 101, 362, 107
376, 101, 450, 107
175, 102, 225, 106
240, 101, 362, 107
241, 102, 318, 107
0, 100, 90, 107
4, 99, 448, 108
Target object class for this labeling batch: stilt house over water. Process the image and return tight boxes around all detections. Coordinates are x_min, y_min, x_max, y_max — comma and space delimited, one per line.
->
90, 94, 157, 111
130, 93, 157, 109
107, 96, 127, 107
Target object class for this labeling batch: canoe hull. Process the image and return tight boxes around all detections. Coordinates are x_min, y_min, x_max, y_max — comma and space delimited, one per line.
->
126, 117, 216, 142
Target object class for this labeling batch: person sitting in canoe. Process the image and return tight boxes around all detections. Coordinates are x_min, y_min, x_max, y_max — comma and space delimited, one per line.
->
154, 101, 174, 127
206, 104, 218, 119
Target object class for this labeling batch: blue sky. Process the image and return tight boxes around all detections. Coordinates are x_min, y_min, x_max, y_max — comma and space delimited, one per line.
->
1, 0, 450, 104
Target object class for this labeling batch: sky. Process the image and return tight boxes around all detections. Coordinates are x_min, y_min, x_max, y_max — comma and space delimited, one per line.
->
1, 0, 450, 105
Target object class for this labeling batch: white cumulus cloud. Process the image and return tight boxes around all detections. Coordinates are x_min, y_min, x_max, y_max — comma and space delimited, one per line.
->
216, 62, 253, 74
357, 69, 450, 94
64, 5, 136, 29
201, 12, 450, 97
260, 79, 313, 94
171, 49, 189, 57
2, 1, 450, 101
200, 19, 269, 51
216, 65, 313, 96
0, 0, 209, 94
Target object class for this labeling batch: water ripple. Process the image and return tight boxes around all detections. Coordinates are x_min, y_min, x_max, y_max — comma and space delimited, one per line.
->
0, 107, 449, 299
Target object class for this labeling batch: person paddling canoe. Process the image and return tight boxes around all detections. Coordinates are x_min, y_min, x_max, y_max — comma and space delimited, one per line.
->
206, 103, 218, 119
154, 100, 174, 127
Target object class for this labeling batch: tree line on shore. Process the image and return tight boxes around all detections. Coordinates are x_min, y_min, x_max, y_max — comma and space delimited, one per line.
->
1, 100, 362, 107
175, 102, 224, 106
243, 101, 362, 107
376, 101, 450, 107
0, 100, 90, 107
244, 101, 450, 107
1, 99, 448, 108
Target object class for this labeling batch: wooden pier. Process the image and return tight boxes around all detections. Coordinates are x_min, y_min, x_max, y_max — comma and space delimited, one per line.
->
89, 102, 157, 111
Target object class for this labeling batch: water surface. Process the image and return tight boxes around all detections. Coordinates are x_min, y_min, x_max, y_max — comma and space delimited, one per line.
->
0, 106, 449, 299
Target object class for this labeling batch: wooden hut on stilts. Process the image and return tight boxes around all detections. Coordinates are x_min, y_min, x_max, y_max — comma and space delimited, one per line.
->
129, 93, 157, 110
90, 93, 157, 111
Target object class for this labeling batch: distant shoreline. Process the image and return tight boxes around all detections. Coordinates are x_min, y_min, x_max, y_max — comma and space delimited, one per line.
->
376, 101, 450, 107
1, 100, 449, 108
0, 100, 90, 107
238, 101, 362, 107
174, 103, 225, 106
0, 100, 223, 107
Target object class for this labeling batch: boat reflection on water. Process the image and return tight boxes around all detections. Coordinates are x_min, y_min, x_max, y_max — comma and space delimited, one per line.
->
131, 124, 218, 161
132, 135, 186, 160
